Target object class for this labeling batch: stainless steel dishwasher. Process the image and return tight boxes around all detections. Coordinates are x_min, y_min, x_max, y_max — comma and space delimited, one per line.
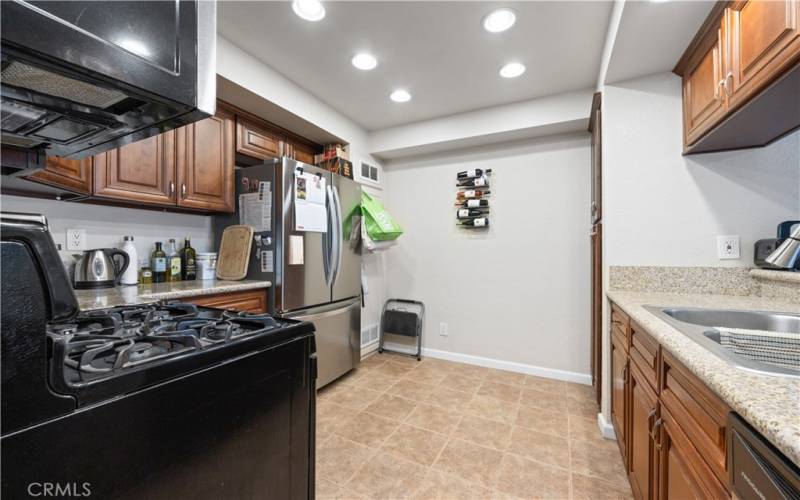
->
728, 413, 800, 500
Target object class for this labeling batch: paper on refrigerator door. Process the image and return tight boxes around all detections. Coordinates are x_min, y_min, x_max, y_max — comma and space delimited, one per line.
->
293, 171, 327, 232
239, 181, 272, 231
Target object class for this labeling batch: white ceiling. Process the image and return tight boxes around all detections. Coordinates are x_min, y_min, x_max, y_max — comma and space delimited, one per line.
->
218, 1, 613, 131
605, 0, 715, 84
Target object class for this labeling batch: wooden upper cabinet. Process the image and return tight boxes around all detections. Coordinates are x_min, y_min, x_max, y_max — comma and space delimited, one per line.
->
93, 132, 176, 206
177, 106, 235, 213
27, 156, 92, 195
236, 116, 282, 160
675, 1, 800, 153
727, 0, 800, 106
293, 141, 316, 165
682, 15, 727, 146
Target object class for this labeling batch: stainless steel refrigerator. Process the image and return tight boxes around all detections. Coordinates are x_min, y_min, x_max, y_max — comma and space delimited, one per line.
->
214, 158, 361, 387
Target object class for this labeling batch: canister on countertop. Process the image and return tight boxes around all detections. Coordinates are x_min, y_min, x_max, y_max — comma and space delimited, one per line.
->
197, 252, 218, 281
120, 236, 139, 285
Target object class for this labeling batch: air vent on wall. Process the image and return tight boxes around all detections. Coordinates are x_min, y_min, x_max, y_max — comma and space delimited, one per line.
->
359, 160, 381, 187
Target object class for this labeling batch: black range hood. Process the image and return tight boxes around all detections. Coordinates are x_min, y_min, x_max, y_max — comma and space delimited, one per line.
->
0, 0, 216, 170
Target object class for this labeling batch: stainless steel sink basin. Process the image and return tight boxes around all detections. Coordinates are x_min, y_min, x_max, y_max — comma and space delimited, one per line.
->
645, 306, 800, 378
661, 308, 800, 332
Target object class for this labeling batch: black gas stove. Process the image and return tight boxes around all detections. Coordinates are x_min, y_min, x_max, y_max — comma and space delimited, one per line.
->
2, 213, 317, 500
51, 302, 289, 383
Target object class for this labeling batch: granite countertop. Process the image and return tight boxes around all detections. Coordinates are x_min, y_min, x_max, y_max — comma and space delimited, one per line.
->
607, 290, 800, 466
750, 268, 800, 284
75, 280, 271, 311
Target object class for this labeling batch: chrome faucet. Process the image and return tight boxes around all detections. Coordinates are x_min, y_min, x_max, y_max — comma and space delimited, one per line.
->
766, 225, 800, 270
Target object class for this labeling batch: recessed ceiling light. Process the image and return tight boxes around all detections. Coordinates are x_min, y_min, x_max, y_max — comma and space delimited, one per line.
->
351, 53, 377, 71
482, 8, 517, 33
499, 62, 526, 78
390, 89, 411, 103
292, 0, 325, 22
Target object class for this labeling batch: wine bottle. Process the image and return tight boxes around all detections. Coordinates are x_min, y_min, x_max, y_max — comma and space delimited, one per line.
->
457, 175, 489, 188
455, 189, 490, 201
460, 199, 489, 208
456, 168, 492, 179
457, 217, 489, 227
151, 242, 167, 283
165, 238, 181, 282
457, 208, 487, 219
181, 237, 197, 280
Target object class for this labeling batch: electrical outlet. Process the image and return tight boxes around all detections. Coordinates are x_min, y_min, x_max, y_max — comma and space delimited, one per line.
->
66, 229, 87, 251
439, 322, 448, 337
717, 235, 740, 260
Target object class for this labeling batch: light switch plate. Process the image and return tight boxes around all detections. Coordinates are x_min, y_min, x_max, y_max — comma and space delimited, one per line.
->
717, 235, 740, 260
66, 229, 87, 251
439, 322, 448, 336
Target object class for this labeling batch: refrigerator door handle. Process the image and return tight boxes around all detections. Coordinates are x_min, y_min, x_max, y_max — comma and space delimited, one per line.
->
323, 185, 336, 287
331, 185, 344, 288
282, 298, 360, 321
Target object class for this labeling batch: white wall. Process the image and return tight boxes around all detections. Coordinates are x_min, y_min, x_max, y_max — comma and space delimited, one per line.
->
604, 72, 800, 268
383, 133, 592, 378
0, 195, 214, 261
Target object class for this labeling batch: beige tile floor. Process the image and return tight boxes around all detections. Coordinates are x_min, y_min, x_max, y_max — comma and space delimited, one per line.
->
316, 352, 633, 500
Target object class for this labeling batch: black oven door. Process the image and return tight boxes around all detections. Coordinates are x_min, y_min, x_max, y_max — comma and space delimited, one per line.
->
1, 334, 316, 500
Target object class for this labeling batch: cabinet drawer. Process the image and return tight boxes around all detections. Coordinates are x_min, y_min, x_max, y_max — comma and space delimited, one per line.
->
630, 320, 659, 390
660, 350, 729, 487
611, 302, 630, 352
185, 289, 268, 314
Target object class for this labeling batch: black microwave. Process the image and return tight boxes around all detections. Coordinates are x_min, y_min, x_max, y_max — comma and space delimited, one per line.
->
0, 0, 216, 169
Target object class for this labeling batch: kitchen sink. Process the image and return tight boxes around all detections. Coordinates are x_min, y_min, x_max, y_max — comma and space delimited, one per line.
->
644, 306, 800, 378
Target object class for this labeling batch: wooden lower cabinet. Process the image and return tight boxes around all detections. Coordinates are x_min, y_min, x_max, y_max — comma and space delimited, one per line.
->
611, 335, 629, 466
184, 288, 267, 314
659, 406, 729, 500
629, 361, 659, 500
610, 300, 731, 500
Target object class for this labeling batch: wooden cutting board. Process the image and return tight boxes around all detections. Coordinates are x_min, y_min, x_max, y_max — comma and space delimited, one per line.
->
216, 225, 254, 280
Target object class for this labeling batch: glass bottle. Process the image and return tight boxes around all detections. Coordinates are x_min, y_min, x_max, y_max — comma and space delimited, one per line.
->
181, 237, 197, 280
166, 239, 181, 282
151, 242, 167, 283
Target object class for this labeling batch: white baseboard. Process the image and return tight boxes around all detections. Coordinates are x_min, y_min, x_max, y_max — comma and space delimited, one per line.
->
417, 347, 592, 385
360, 339, 380, 359
597, 412, 616, 440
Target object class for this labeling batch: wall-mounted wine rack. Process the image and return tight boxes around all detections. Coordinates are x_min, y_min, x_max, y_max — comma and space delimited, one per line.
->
455, 168, 491, 230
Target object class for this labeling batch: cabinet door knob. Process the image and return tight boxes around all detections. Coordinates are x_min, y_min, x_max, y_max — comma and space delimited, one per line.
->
181, 183, 187, 198
723, 71, 733, 97
650, 417, 663, 450
169, 181, 175, 196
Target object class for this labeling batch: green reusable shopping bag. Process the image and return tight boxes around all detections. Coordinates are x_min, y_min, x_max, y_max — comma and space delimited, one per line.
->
361, 191, 403, 241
